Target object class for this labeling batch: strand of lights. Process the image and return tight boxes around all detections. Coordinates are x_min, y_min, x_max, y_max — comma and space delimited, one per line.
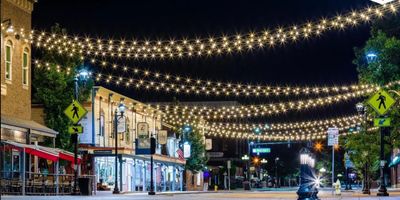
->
34, 59, 380, 97
204, 114, 362, 131
163, 114, 363, 134
163, 117, 378, 141
2, 1, 399, 59
93, 59, 379, 96
154, 89, 376, 120
33, 61, 399, 120
34, 60, 400, 97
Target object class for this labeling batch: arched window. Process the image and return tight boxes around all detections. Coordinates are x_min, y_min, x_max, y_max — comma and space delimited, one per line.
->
5, 40, 13, 81
22, 47, 29, 86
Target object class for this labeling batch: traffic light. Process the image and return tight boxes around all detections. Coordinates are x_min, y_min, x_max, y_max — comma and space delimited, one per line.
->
150, 137, 156, 155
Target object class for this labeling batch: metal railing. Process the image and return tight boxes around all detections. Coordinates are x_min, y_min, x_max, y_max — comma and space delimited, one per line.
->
0, 171, 95, 195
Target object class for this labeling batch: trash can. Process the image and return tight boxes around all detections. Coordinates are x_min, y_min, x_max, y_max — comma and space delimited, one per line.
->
78, 177, 92, 195
243, 181, 251, 190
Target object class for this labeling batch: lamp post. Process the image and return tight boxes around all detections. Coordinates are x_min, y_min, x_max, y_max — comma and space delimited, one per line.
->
241, 154, 250, 190
356, 102, 371, 194
275, 157, 280, 188
297, 148, 318, 200
113, 102, 125, 194
72, 69, 90, 195
365, 52, 389, 196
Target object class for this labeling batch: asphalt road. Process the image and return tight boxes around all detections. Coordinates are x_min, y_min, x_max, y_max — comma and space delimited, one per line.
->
2, 190, 400, 200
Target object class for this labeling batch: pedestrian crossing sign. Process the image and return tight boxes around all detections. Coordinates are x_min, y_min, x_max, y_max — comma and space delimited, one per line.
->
64, 100, 88, 124
367, 90, 396, 116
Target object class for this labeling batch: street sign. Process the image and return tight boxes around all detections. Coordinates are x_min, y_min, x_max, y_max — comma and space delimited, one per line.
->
205, 138, 212, 150
252, 148, 271, 154
374, 117, 391, 127
158, 130, 168, 145
367, 90, 396, 115
327, 127, 339, 146
117, 116, 126, 133
64, 100, 88, 124
68, 125, 83, 134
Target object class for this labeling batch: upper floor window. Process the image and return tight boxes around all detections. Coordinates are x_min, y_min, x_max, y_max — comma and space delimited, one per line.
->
22, 47, 29, 86
5, 40, 13, 81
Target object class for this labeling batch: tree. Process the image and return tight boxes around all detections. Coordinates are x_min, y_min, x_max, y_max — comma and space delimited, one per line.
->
33, 24, 93, 151
182, 127, 208, 173
348, 25, 400, 181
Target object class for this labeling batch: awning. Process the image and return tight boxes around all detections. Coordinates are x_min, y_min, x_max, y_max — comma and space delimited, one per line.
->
1, 140, 80, 163
1, 115, 58, 137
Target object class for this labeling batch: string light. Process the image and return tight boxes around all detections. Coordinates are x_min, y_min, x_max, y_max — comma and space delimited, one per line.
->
2, 1, 399, 59
34, 59, 380, 97
33, 60, 399, 120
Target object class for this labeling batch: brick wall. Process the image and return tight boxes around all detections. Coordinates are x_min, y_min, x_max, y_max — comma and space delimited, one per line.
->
1, 0, 34, 120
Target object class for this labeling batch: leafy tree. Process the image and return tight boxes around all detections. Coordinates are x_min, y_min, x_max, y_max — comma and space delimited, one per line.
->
181, 127, 208, 172
349, 26, 400, 182
33, 24, 93, 151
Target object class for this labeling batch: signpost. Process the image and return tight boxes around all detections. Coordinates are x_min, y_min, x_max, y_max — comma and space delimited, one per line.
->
64, 100, 88, 195
227, 160, 231, 190
367, 89, 397, 196
327, 127, 339, 189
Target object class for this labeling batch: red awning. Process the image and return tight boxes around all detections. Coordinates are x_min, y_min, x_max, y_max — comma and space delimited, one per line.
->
25, 147, 59, 162
59, 152, 81, 164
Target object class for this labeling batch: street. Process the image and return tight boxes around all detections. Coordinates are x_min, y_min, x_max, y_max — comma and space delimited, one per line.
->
2, 190, 400, 200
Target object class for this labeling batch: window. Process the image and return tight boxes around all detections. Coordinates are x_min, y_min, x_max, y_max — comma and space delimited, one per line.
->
22, 47, 29, 86
5, 40, 13, 81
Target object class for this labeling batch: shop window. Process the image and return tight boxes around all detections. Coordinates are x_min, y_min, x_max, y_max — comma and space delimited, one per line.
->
5, 40, 13, 81
22, 47, 29, 86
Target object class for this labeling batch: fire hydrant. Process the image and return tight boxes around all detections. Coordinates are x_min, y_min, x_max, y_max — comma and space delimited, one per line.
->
214, 185, 218, 191
333, 179, 341, 195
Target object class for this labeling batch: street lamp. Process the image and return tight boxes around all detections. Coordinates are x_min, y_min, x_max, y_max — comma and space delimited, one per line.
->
275, 157, 280, 188
113, 102, 125, 194
297, 148, 319, 200
356, 102, 370, 194
72, 69, 90, 195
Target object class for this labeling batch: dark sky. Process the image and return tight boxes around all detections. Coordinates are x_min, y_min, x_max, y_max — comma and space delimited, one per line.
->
32, 0, 375, 122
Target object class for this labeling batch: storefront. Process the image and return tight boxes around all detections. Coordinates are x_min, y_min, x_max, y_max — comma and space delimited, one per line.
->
78, 86, 186, 193
93, 154, 184, 192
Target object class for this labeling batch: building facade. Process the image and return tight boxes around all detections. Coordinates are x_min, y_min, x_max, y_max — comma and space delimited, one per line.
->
78, 86, 185, 192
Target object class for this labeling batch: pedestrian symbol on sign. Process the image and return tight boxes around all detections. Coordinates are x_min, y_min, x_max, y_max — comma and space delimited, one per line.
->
64, 100, 88, 124
72, 103, 79, 119
377, 92, 386, 109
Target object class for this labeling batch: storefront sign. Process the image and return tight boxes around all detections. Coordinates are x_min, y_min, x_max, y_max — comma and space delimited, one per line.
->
184, 143, 191, 158
206, 152, 224, 158
205, 139, 212, 150
93, 150, 112, 154
158, 130, 167, 145
136, 122, 151, 154
137, 122, 149, 138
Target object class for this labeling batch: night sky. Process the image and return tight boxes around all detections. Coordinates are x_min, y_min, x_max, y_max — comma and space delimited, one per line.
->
32, 0, 375, 122
29, 0, 385, 167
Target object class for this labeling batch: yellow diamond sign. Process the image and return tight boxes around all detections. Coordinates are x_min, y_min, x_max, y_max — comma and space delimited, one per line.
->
64, 100, 88, 124
367, 90, 396, 115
